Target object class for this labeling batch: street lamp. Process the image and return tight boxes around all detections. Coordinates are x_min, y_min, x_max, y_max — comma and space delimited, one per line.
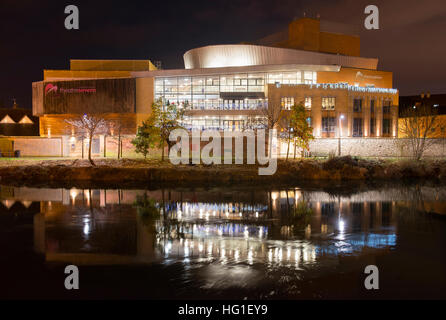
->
338, 114, 345, 156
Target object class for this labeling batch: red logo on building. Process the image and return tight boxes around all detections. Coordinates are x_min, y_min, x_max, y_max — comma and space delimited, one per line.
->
45, 83, 58, 95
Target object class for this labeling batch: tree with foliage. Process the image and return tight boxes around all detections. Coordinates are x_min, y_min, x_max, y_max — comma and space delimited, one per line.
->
66, 114, 107, 165
149, 98, 185, 161
283, 103, 314, 160
399, 103, 441, 160
131, 119, 156, 159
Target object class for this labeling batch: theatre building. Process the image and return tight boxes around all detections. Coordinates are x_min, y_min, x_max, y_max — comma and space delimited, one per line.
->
32, 17, 399, 157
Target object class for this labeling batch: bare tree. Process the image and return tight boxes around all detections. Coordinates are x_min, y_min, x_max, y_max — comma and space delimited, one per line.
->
260, 100, 284, 156
399, 103, 440, 160
66, 114, 107, 165
260, 100, 283, 131
108, 119, 125, 159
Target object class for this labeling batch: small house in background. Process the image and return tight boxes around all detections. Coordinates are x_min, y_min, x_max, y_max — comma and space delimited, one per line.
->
0, 101, 40, 157
0, 100, 39, 136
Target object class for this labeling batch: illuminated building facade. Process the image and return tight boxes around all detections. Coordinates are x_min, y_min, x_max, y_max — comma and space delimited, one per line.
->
32, 17, 399, 157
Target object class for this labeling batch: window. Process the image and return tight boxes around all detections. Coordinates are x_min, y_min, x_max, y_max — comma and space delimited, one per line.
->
306, 117, 312, 127
383, 100, 391, 114
370, 118, 376, 135
383, 119, 391, 135
92, 139, 100, 154
353, 99, 362, 112
280, 97, 294, 110
322, 117, 336, 132
305, 97, 312, 110
370, 100, 375, 113
322, 97, 336, 110
353, 118, 363, 137
304, 71, 317, 84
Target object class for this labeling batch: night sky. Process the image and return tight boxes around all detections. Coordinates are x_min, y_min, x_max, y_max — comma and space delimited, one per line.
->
1, 0, 445, 108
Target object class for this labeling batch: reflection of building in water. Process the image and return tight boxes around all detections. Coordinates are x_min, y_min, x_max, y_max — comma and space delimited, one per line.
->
0, 185, 424, 268
4, 184, 444, 268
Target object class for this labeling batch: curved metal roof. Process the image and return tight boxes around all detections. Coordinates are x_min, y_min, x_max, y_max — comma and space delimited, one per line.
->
184, 44, 378, 70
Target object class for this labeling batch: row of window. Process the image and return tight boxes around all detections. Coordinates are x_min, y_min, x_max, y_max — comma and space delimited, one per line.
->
280, 97, 313, 110
280, 97, 393, 113
182, 116, 267, 131
157, 72, 317, 87
163, 98, 267, 110
322, 117, 392, 135
354, 99, 392, 113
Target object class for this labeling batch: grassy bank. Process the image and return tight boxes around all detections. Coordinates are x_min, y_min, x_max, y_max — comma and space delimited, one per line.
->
0, 156, 446, 188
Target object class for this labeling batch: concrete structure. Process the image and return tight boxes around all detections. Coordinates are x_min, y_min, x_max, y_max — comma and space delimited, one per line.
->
32, 18, 399, 158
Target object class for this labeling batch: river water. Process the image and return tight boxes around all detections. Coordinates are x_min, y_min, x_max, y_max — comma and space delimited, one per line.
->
1, 182, 445, 299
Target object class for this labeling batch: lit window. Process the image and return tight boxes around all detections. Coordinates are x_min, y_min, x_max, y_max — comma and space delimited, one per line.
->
304, 71, 317, 84
280, 97, 294, 110
305, 97, 312, 110
0, 115, 15, 124
322, 97, 335, 110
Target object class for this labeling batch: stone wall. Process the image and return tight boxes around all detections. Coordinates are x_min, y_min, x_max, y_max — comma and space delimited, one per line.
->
307, 138, 446, 158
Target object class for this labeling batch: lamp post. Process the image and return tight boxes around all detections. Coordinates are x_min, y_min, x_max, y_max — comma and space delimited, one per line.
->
338, 114, 345, 156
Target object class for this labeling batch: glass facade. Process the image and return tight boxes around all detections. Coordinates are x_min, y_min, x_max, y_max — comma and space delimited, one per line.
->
155, 71, 317, 110
182, 115, 267, 131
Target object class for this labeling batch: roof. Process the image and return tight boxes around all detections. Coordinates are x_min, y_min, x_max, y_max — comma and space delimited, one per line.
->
70, 59, 157, 71
183, 45, 378, 70
132, 63, 340, 78
0, 108, 37, 123
0, 108, 39, 136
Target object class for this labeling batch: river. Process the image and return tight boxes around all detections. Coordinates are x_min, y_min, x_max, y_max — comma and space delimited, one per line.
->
1, 182, 445, 299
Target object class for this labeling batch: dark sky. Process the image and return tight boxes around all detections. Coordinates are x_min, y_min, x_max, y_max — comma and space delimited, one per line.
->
1, 0, 445, 108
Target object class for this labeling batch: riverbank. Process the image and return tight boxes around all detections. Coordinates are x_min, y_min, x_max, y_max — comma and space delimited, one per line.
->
1, 156, 446, 188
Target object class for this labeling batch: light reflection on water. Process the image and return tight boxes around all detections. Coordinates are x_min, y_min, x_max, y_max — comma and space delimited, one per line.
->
1, 184, 445, 297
